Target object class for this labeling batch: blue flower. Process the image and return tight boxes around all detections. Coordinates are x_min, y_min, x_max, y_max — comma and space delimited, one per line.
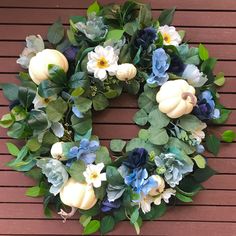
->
135, 27, 157, 50
63, 46, 79, 61
154, 149, 193, 187
72, 105, 84, 118
67, 139, 100, 165
125, 168, 157, 195
168, 54, 185, 75
123, 148, 148, 170
147, 48, 170, 86
101, 198, 121, 212
193, 90, 220, 120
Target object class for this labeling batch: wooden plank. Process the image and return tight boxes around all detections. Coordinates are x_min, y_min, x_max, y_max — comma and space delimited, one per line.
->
0, 9, 236, 27
0, 0, 236, 11
1, 25, 236, 43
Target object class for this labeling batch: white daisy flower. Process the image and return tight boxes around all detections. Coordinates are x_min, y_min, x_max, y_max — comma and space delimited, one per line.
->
158, 25, 181, 46
87, 45, 119, 81
32, 92, 57, 109
83, 163, 107, 188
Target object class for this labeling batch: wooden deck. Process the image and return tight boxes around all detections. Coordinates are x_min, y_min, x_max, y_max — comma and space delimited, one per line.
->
0, 0, 236, 235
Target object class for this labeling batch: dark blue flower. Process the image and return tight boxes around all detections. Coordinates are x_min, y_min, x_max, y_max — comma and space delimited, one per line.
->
147, 48, 170, 86
101, 198, 121, 212
167, 54, 185, 75
63, 46, 79, 61
193, 90, 220, 120
123, 148, 148, 170
135, 27, 157, 50
67, 139, 100, 165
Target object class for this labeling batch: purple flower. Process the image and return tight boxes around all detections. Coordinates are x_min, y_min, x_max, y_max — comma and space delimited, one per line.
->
63, 46, 78, 61
101, 198, 121, 212
168, 54, 185, 75
193, 90, 220, 120
123, 148, 148, 170
135, 27, 157, 50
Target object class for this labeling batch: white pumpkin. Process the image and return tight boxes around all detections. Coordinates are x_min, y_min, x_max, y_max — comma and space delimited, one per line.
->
149, 175, 165, 196
50, 142, 66, 160
116, 63, 137, 81
60, 178, 97, 210
28, 49, 69, 85
156, 79, 197, 119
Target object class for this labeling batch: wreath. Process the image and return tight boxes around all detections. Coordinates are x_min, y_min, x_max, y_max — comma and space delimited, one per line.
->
0, 1, 234, 235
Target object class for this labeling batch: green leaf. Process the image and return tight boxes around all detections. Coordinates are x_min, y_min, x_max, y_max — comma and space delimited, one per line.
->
138, 93, 156, 113
141, 202, 166, 220
201, 57, 217, 74
92, 94, 109, 111
95, 146, 111, 165
6, 142, 20, 156
213, 108, 231, 124
48, 64, 67, 84
179, 115, 202, 132
71, 114, 92, 135
158, 8, 176, 26
113, 207, 126, 222
106, 166, 124, 186
69, 72, 87, 89
133, 46, 142, 65
175, 184, 203, 197
176, 192, 193, 202
28, 110, 49, 131
79, 215, 91, 227
74, 97, 92, 113
138, 129, 150, 141
193, 165, 216, 183
1, 83, 19, 101
168, 137, 195, 155
123, 79, 140, 95
46, 97, 68, 122
130, 208, 139, 224
83, 220, 100, 235
10, 106, 27, 121
214, 72, 225, 86
149, 128, 169, 145
221, 130, 236, 143
100, 216, 115, 235
106, 29, 124, 41
110, 139, 126, 152
79, 204, 100, 217
7, 122, 25, 139
126, 138, 146, 152
178, 30, 185, 40
148, 108, 170, 128
124, 21, 139, 36
26, 184, 48, 197
18, 87, 36, 108
47, 20, 64, 45
193, 155, 206, 169
68, 160, 86, 182
26, 138, 41, 152
0, 114, 14, 128
71, 87, 84, 97
38, 79, 63, 98
87, 1, 100, 15
133, 109, 148, 126
138, 3, 152, 27
205, 134, 221, 156
198, 43, 209, 61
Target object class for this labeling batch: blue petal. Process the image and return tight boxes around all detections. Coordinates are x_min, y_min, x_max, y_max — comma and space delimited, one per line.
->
72, 106, 84, 118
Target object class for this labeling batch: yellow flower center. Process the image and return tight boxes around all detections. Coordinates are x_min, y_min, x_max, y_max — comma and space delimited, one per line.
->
163, 33, 171, 44
97, 57, 109, 69
90, 172, 98, 179
44, 98, 50, 103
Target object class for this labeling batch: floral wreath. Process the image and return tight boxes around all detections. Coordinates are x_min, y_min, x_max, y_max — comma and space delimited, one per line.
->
1, 1, 234, 235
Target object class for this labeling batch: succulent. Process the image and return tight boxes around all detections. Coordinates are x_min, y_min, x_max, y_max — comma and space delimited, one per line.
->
37, 158, 68, 195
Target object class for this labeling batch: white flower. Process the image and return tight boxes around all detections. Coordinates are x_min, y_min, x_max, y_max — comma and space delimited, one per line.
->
183, 64, 208, 87
153, 188, 176, 205
140, 194, 153, 214
51, 122, 64, 138
191, 122, 207, 142
32, 92, 57, 109
158, 25, 181, 46
87, 46, 119, 81
83, 163, 107, 188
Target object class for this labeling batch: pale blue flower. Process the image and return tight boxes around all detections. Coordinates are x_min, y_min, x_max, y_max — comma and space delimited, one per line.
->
147, 48, 170, 85
36, 158, 68, 195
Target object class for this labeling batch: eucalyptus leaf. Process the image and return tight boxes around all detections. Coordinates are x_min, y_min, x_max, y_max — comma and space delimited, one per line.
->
148, 108, 170, 128
149, 128, 169, 145
47, 20, 64, 45
133, 109, 148, 126
92, 94, 109, 111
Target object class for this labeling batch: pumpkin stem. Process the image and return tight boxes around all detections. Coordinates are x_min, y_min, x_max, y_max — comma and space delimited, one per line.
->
58, 207, 77, 223
182, 92, 197, 106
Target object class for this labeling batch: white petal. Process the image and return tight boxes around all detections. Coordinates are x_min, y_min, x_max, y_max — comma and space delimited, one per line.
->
100, 173, 107, 181
107, 64, 118, 76
93, 179, 102, 188
95, 45, 105, 57
97, 163, 105, 172
94, 69, 107, 81
153, 196, 162, 205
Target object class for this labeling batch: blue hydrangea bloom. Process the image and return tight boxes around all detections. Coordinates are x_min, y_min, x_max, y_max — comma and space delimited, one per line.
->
68, 139, 100, 165
147, 48, 170, 85
101, 198, 121, 212
193, 90, 220, 120
124, 168, 157, 195
154, 150, 193, 188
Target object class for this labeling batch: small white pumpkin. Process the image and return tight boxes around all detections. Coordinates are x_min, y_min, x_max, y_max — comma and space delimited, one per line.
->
149, 175, 165, 196
116, 63, 137, 81
60, 178, 97, 210
156, 79, 197, 119
50, 142, 66, 160
28, 49, 69, 85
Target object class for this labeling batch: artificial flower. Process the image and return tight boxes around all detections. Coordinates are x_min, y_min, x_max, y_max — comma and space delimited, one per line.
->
134, 27, 157, 49
51, 122, 64, 138
106, 184, 126, 202
123, 148, 148, 170
140, 194, 153, 214
32, 92, 57, 109
16, 35, 45, 69
158, 25, 181, 46
87, 45, 119, 81
76, 13, 108, 41
191, 121, 207, 143
154, 150, 193, 188
83, 163, 106, 188
101, 198, 121, 212
153, 188, 176, 205
50, 142, 65, 160
148, 175, 165, 196
182, 64, 208, 87
168, 54, 185, 75
37, 158, 68, 195
193, 90, 220, 120
72, 105, 84, 118
63, 46, 79, 61
68, 139, 100, 165
147, 48, 170, 85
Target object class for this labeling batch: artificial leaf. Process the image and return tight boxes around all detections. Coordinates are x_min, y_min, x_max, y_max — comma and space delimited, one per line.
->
193, 155, 206, 169
198, 43, 209, 61
221, 130, 236, 143
83, 220, 100, 235
6, 142, 20, 156
92, 94, 109, 111
106, 166, 124, 186
87, 1, 100, 15
100, 216, 115, 235
47, 20, 64, 45
149, 128, 169, 145
214, 72, 225, 86
110, 139, 126, 152
148, 108, 170, 128
205, 134, 220, 156
95, 146, 112, 165
133, 109, 148, 126
158, 8, 175, 26
176, 192, 193, 202
106, 29, 124, 41
68, 160, 86, 182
